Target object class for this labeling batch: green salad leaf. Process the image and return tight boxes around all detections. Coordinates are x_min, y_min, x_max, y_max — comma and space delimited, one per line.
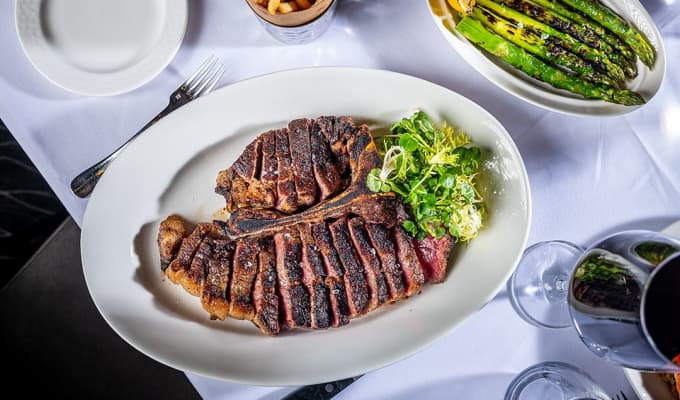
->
367, 111, 484, 241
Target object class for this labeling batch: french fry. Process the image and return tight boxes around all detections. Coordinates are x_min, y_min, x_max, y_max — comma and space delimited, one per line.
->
295, 0, 312, 9
278, 1, 299, 13
267, 0, 281, 15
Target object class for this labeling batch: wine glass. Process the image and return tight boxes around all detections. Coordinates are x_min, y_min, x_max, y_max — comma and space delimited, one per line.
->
505, 361, 609, 400
508, 230, 680, 372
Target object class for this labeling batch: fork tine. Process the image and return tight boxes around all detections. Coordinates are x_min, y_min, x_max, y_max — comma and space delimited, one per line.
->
183, 55, 217, 89
186, 59, 220, 95
195, 64, 225, 97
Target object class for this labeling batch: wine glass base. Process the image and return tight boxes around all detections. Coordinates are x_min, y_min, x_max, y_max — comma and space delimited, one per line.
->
505, 361, 609, 400
508, 240, 584, 329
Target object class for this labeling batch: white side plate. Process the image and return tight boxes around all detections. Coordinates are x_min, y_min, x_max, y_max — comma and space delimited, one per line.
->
80, 67, 531, 385
427, 0, 666, 116
16, 0, 188, 96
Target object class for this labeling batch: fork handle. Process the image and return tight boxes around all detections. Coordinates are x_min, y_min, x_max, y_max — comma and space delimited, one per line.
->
70, 102, 175, 198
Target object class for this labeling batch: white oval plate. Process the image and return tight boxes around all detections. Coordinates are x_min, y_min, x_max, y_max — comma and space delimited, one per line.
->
427, 0, 666, 116
624, 220, 680, 400
16, 0, 188, 96
81, 67, 531, 385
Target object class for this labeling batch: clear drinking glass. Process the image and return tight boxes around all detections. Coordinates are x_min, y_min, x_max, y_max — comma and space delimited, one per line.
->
245, 0, 337, 45
508, 230, 680, 372
505, 361, 609, 400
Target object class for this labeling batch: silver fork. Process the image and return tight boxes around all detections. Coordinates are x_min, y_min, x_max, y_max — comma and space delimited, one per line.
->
70, 55, 225, 198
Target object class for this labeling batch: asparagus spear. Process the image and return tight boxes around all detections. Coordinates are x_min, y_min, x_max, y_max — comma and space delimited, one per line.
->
476, 0, 625, 82
472, 6, 621, 87
494, 0, 637, 78
529, 0, 636, 63
559, 0, 655, 67
455, 17, 645, 105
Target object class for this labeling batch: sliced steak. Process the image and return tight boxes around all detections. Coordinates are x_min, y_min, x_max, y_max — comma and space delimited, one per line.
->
253, 238, 279, 335
329, 218, 370, 317
274, 231, 311, 329
229, 238, 259, 320
348, 218, 389, 308
200, 239, 233, 320
157, 214, 188, 271
316, 116, 353, 176
166, 223, 212, 285
393, 227, 425, 297
258, 130, 278, 208
310, 222, 350, 327
414, 234, 453, 283
299, 224, 332, 329
310, 121, 342, 200
288, 119, 317, 206
366, 223, 406, 301
215, 136, 265, 211
275, 128, 298, 213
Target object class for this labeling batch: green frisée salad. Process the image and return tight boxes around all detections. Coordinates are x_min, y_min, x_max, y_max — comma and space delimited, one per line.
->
367, 111, 485, 242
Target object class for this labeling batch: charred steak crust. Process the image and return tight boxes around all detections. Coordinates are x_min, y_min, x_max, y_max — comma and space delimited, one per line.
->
348, 217, 389, 307
393, 227, 426, 297
253, 238, 279, 335
298, 224, 332, 329
329, 218, 370, 317
310, 121, 342, 200
157, 214, 188, 270
201, 239, 233, 320
275, 231, 312, 329
159, 117, 454, 335
275, 128, 298, 213
288, 119, 317, 206
366, 223, 406, 301
229, 238, 260, 320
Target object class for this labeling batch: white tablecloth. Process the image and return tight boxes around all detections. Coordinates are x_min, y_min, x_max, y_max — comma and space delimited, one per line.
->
1, 1, 679, 399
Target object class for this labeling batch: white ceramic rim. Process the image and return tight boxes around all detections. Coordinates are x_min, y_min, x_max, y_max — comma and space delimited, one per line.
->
15, 0, 188, 96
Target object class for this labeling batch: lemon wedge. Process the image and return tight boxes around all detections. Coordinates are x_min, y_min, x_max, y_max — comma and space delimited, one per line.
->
447, 0, 475, 15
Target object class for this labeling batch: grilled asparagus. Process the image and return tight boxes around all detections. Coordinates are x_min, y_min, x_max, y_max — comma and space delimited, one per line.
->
472, 6, 621, 87
559, 0, 655, 67
455, 16, 645, 105
494, 0, 636, 78
476, 0, 625, 81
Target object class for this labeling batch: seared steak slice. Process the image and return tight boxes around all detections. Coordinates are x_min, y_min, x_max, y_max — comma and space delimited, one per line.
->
275, 231, 311, 329
348, 218, 389, 308
200, 239, 233, 320
414, 235, 453, 283
316, 116, 355, 177
329, 218, 370, 317
215, 136, 269, 211
310, 222, 350, 327
310, 121, 342, 200
298, 224, 331, 329
182, 238, 213, 297
166, 223, 212, 285
157, 214, 188, 270
393, 227, 425, 297
259, 130, 278, 208
275, 128, 298, 213
288, 119, 317, 206
229, 238, 259, 320
366, 223, 406, 301
253, 238, 279, 335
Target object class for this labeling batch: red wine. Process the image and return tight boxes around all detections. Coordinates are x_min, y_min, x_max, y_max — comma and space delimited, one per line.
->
643, 254, 680, 365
